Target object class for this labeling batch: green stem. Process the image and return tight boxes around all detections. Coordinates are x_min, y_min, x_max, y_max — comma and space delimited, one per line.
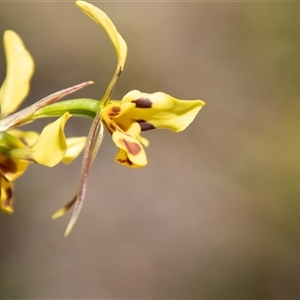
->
32, 98, 100, 120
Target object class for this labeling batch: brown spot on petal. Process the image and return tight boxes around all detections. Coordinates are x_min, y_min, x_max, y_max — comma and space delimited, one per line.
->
119, 139, 142, 155
108, 106, 121, 117
104, 120, 117, 135
0, 156, 17, 177
117, 158, 133, 166
0, 176, 13, 213
132, 98, 152, 109
19, 137, 29, 146
117, 66, 122, 77
4, 187, 13, 207
137, 120, 156, 131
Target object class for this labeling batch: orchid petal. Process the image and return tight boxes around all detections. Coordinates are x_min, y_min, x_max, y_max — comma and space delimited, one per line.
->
75, 1, 127, 72
8, 129, 39, 146
76, 1, 127, 106
52, 194, 77, 219
0, 30, 34, 116
9, 112, 71, 167
62, 137, 87, 164
137, 135, 149, 147
112, 129, 147, 167
0, 176, 14, 214
118, 90, 205, 132
0, 131, 27, 149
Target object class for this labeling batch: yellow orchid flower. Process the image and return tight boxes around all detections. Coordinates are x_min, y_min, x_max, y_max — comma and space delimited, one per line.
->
51, 1, 205, 236
103, 90, 205, 168
0, 30, 88, 213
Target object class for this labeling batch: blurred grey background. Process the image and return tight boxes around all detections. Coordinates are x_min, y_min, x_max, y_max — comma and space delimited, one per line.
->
1, 1, 300, 298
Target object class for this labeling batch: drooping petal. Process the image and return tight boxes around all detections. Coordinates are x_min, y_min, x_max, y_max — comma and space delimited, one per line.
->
115, 149, 145, 168
137, 135, 149, 147
9, 112, 71, 167
0, 131, 33, 181
117, 90, 205, 132
112, 129, 147, 167
62, 137, 87, 164
0, 176, 14, 214
0, 155, 29, 181
52, 194, 77, 219
0, 30, 34, 116
75, 1, 127, 106
103, 115, 148, 167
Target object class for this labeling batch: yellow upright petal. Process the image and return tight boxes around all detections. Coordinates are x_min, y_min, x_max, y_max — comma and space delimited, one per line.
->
0, 30, 34, 116
9, 112, 71, 167
118, 90, 205, 132
76, 1, 127, 70
76, 1, 127, 106
62, 137, 87, 164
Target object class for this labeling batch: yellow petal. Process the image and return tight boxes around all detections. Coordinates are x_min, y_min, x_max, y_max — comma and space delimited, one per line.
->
137, 135, 149, 147
118, 90, 205, 132
0, 130, 38, 180
76, 1, 127, 71
115, 149, 146, 168
52, 194, 77, 219
8, 129, 39, 146
9, 112, 71, 167
75, 1, 127, 106
0, 30, 34, 116
0, 176, 14, 214
112, 129, 147, 167
62, 137, 87, 164
0, 131, 26, 149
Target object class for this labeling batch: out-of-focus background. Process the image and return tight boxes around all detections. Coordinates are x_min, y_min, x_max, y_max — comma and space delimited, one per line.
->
1, 1, 300, 298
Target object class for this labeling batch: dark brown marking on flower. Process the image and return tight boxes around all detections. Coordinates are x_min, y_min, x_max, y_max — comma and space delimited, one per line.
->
119, 139, 141, 156
0, 156, 18, 175
19, 137, 29, 146
106, 68, 122, 101
65, 195, 77, 211
104, 120, 116, 135
117, 158, 133, 166
131, 98, 153, 109
117, 66, 122, 77
4, 187, 12, 206
0, 180, 13, 212
136, 119, 156, 131
108, 106, 121, 117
